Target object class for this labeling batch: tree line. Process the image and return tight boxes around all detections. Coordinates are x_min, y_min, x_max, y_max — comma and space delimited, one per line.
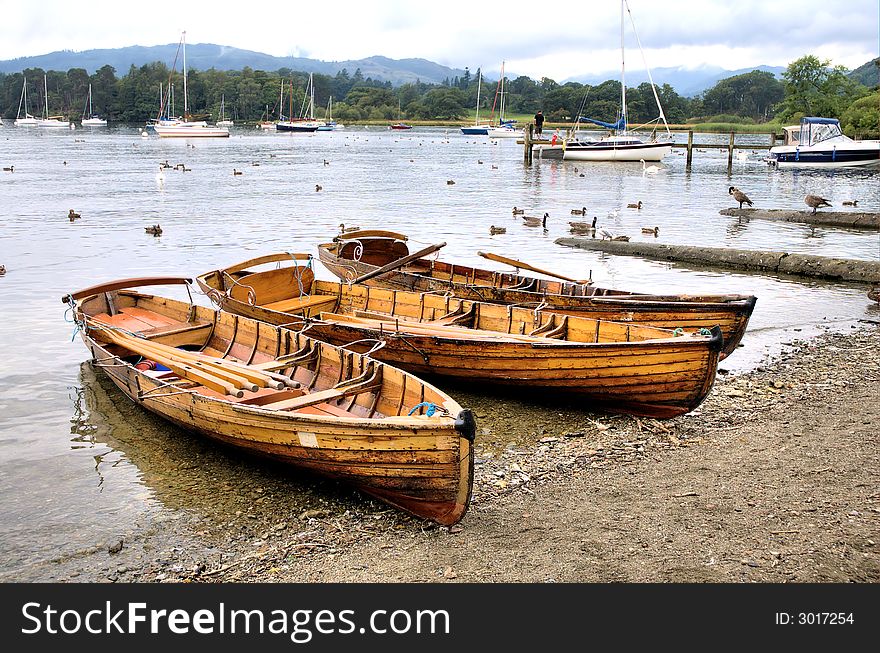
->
1, 55, 875, 136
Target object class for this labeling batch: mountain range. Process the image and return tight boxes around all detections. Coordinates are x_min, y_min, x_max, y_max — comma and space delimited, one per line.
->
0, 44, 469, 87
563, 65, 788, 97
0, 45, 875, 96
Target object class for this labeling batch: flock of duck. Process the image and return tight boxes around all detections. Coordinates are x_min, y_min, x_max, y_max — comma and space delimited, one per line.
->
499, 203, 656, 242
728, 185, 850, 215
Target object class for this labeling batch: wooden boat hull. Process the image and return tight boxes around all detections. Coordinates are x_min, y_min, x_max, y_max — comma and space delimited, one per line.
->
197, 261, 723, 418
64, 280, 474, 525
317, 240, 755, 359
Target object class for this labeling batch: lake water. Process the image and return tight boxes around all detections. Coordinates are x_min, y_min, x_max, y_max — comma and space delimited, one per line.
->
1, 124, 878, 580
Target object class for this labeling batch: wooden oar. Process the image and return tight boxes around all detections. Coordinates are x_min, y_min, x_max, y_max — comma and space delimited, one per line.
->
351, 242, 446, 284
477, 251, 592, 285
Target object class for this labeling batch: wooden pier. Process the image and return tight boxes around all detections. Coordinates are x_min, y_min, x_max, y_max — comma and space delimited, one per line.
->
522, 127, 780, 171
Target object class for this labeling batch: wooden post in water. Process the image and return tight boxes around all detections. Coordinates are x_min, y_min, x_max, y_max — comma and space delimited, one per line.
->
686, 130, 694, 169
727, 131, 735, 172
524, 123, 533, 164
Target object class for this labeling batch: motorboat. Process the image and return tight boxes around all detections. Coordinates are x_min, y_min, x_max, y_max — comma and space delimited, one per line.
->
768, 117, 880, 168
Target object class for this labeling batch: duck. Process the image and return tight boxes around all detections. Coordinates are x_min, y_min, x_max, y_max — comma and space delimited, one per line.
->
315, 184, 323, 192
804, 194, 832, 214
2, 165, 13, 172
446, 180, 455, 185
842, 200, 858, 207
489, 225, 507, 235
868, 287, 880, 303
599, 228, 630, 242
728, 186, 753, 209
160, 161, 172, 169
323, 159, 330, 166
512, 206, 524, 215
569, 216, 597, 234
145, 224, 162, 236
232, 169, 243, 176
251, 161, 260, 167
478, 160, 484, 164
570, 206, 587, 216
640, 159, 662, 174
338, 223, 360, 234
522, 212, 549, 228
627, 201, 642, 209
641, 226, 660, 236
0, 265, 5, 276
68, 209, 81, 221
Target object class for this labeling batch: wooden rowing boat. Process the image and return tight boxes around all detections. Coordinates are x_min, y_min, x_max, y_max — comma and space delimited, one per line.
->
316, 230, 756, 359
197, 254, 724, 419
62, 276, 475, 525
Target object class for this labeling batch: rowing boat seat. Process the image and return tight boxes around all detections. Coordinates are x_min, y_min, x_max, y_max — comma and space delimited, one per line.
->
262, 294, 338, 314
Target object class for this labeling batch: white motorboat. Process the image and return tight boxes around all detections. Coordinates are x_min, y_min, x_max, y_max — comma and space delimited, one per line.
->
768, 117, 880, 168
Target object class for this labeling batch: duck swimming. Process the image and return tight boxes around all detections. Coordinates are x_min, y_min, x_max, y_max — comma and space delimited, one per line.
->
522, 212, 548, 228
145, 224, 162, 236
512, 206, 524, 215
626, 201, 642, 209
570, 207, 587, 216
489, 225, 507, 235
68, 209, 81, 221
641, 226, 659, 236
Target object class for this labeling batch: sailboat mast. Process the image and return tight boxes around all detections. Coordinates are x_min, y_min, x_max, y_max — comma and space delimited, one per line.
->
44, 74, 49, 119
499, 61, 505, 123
182, 31, 188, 116
619, 0, 626, 135
475, 70, 481, 123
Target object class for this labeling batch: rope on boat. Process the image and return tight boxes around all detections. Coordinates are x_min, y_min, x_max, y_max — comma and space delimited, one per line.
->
407, 401, 449, 417
672, 328, 684, 337
698, 328, 713, 336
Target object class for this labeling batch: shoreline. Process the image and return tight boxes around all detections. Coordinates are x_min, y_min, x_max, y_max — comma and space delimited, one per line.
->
10, 318, 878, 583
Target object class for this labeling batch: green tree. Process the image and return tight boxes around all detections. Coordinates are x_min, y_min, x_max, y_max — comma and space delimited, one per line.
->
839, 90, 880, 139
777, 55, 868, 121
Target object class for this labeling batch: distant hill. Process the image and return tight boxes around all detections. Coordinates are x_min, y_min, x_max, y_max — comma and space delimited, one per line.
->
847, 58, 880, 87
0, 44, 468, 86
564, 64, 786, 97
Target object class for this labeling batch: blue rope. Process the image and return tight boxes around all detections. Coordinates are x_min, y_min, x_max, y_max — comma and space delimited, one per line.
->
672, 327, 684, 337
698, 328, 712, 336
408, 402, 437, 417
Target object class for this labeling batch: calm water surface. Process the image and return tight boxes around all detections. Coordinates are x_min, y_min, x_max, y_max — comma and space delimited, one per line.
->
1, 125, 878, 578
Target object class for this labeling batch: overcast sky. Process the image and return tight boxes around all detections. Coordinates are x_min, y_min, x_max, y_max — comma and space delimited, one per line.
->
2, 0, 877, 80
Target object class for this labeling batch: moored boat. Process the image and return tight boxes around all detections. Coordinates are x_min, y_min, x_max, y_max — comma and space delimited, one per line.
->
317, 231, 756, 359
768, 117, 880, 169
63, 276, 475, 525
197, 253, 725, 419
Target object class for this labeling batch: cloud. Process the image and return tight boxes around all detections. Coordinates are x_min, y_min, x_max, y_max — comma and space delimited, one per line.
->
1, 0, 876, 79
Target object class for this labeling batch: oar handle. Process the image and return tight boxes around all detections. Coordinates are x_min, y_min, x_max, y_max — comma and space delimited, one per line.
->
477, 251, 584, 284
351, 242, 446, 284
62, 277, 192, 303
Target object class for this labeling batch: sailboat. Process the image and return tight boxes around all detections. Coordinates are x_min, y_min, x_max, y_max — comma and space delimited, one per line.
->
257, 104, 275, 130
487, 62, 523, 138
277, 73, 321, 132
217, 94, 233, 127
390, 99, 412, 130
81, 84, 107, 126
14, 76, 39, 126
153, 32, 229, 138
562, 0, 672, 162
461, 69, 492, 135
38, 75, 70, 128
317, 96, 344, 131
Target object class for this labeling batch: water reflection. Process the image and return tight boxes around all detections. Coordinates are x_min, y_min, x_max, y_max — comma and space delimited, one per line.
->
71, 362, 375, 525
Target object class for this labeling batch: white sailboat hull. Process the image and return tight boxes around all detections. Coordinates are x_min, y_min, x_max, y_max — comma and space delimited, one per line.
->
154, 123, 230, 137
563, 141, 672, 162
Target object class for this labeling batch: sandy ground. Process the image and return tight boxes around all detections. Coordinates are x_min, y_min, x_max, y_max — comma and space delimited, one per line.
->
22, 319, 880, 584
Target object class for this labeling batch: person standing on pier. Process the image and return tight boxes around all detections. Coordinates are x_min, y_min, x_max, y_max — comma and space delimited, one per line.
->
534, 110, 544, 135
